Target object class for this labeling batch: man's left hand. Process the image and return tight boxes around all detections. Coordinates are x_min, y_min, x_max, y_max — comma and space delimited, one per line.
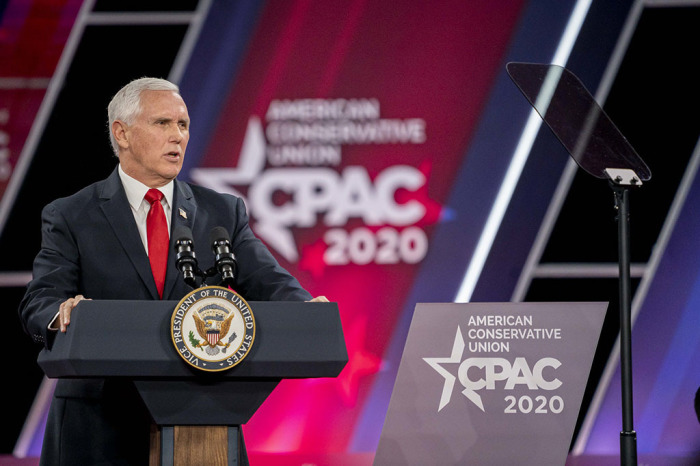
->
307, 296, 329, 302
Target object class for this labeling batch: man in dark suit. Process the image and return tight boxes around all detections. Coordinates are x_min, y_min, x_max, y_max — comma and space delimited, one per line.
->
19, 77, 325, 465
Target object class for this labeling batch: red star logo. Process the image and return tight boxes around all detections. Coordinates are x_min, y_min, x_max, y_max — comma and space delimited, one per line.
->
337, 315, 382, 405
298, 240, 327, 278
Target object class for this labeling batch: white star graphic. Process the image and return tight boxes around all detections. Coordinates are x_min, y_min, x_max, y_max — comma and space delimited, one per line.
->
424, 326, 487, 412
423, 326, 465, 412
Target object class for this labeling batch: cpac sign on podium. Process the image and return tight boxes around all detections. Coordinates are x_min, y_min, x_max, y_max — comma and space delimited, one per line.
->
375, 302, 607, 465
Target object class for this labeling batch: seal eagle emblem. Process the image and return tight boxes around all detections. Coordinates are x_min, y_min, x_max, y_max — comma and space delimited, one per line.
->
171, 286, 255, 372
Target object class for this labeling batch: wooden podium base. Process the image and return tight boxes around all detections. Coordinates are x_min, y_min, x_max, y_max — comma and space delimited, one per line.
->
150, 425, 242, 466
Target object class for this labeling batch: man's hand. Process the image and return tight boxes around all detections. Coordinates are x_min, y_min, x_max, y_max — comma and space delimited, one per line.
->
58, 295, 88, 332
307, 296, 329, 302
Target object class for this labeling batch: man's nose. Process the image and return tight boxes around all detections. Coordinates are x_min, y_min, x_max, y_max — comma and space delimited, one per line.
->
169, 126, 184, 142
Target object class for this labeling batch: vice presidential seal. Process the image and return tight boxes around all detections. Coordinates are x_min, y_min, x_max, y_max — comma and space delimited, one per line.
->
171, 286, 255, 372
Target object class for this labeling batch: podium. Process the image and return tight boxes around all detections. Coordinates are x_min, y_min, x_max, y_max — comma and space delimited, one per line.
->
38, 300, 347, 465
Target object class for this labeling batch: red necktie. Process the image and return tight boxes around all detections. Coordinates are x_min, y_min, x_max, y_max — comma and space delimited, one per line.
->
145, 189, 169, 298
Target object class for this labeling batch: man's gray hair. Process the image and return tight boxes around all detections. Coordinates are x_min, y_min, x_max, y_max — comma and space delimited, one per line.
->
107, 77, 180, 156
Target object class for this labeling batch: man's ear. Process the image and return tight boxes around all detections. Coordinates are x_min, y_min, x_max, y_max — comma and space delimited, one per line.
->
112, 120, 129, 150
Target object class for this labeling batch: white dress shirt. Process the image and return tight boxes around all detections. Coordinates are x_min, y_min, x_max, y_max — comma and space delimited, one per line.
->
118, 164, 174, 252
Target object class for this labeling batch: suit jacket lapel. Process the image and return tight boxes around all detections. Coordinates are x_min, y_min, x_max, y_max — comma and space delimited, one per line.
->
99, 168, 161, 300
164, 179, 197, 299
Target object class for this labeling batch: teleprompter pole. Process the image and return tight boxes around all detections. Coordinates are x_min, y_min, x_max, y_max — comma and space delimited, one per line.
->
612, 184, 637, 466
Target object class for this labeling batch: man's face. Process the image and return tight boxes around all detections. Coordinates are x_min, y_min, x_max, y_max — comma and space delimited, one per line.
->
116, 90, 190, 188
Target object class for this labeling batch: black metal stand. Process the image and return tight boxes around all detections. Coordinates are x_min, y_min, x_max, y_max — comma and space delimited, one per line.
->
612, 184, 638, 466
505, 62, 652, 465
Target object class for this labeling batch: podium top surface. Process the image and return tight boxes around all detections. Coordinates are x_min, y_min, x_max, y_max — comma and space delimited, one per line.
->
38, 300, 347, 379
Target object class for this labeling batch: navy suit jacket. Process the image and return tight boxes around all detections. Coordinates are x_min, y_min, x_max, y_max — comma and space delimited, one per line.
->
21, 167, 311, 345
19, 167, 311, 464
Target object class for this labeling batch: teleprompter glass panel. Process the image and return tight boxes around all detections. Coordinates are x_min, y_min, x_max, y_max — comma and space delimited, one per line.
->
506, 62, 651, 181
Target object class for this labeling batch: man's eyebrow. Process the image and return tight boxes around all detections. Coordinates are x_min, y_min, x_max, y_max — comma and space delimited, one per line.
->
151, 116, 188, 123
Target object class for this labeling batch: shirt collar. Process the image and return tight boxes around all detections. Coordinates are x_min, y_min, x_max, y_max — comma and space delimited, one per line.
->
118, 164, 174, 210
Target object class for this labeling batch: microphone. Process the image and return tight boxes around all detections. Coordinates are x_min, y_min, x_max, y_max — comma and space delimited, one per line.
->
173, 225, 198, 288
210, 226, 237, 286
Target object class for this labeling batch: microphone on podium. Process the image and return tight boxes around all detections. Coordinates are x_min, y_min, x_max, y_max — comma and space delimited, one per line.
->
210, 226, 237, 287
173, 225, 198, 289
